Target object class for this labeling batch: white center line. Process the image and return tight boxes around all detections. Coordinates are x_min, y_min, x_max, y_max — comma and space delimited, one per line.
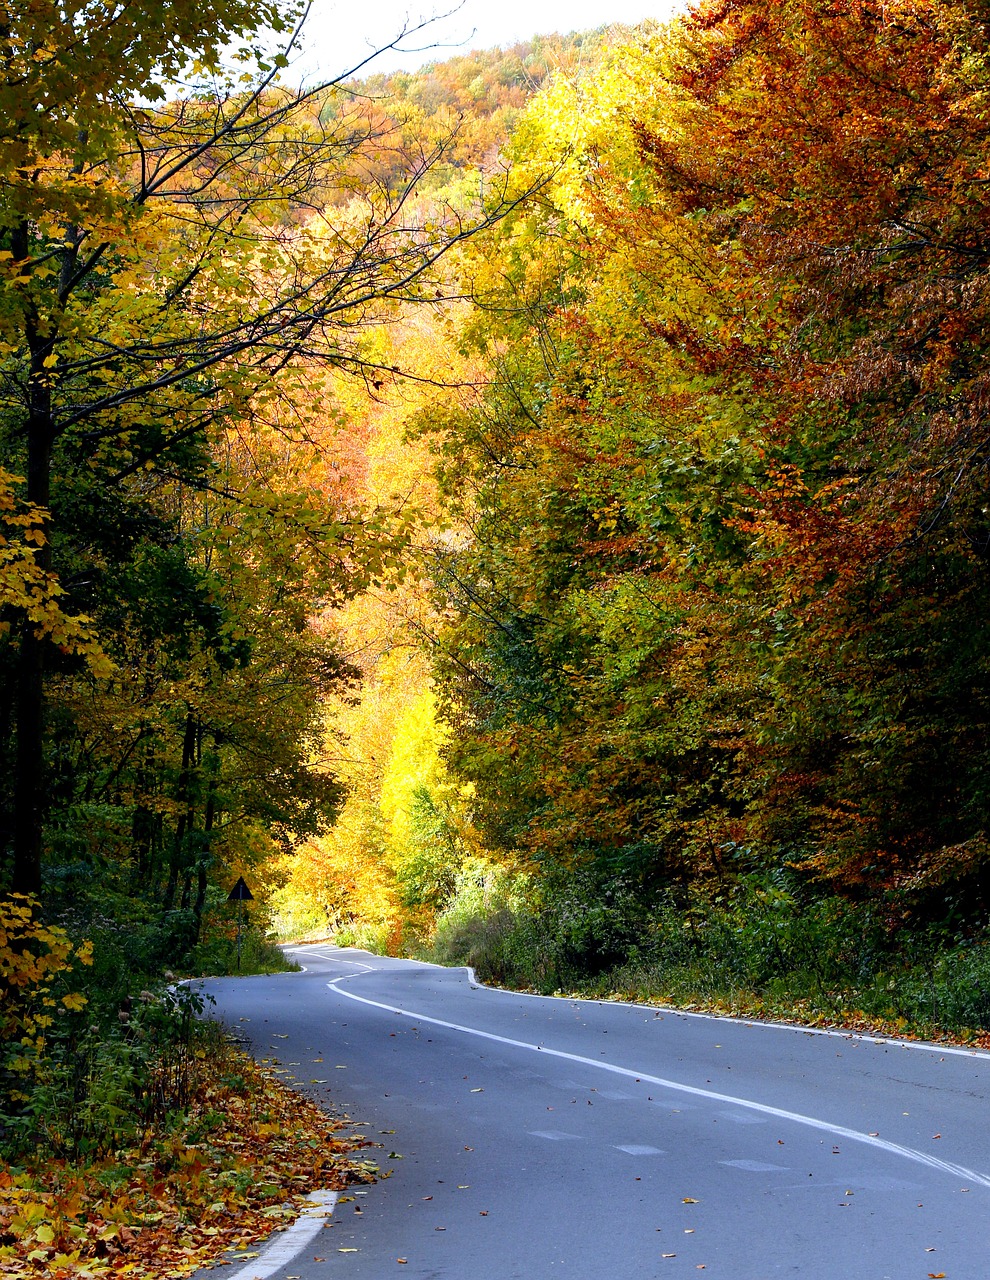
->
327, 974, 990, 1190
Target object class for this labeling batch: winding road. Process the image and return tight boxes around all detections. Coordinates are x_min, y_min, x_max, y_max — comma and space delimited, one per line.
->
197, 946, 989, 1279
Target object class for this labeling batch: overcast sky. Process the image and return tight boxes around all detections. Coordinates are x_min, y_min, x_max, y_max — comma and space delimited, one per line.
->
287, 0, 687, 82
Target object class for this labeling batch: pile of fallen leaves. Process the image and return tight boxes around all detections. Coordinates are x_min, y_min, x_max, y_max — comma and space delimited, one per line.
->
0, 1045, 376, 1278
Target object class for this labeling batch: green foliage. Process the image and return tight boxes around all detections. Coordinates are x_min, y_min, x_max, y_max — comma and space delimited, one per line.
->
0, 895, 93, 1107
191, 927, 300, 978
0, 888, 287, 1161
419, 857, 538, 979
424, 860, 652, 988
14, 986, 200, 1160
0, 913, 216, 1163
427, 871, 990, 1039
403, 1, 990, 1035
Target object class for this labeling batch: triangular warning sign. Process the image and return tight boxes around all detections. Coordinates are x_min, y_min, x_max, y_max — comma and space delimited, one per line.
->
227, 876, 254, 902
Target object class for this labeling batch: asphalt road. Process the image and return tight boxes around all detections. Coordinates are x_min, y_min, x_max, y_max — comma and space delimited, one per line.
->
196, 947, 990, 1280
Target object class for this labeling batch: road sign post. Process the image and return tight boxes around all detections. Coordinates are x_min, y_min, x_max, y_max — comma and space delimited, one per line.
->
227, 877, 254, 972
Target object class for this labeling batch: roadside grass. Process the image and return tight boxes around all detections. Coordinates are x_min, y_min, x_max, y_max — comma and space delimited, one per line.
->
0, 1022, 376, 1279
575, 958, 990, 1049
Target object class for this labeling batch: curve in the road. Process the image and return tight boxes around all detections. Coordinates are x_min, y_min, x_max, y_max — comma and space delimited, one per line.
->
328, 970, 990, 1190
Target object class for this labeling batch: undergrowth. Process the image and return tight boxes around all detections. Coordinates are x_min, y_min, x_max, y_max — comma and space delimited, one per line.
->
190, 925, 300, 977
417, 872, 990, 1045
0, 893, 368, 1279
0, 1025, 376, 1278
0, 897, 298, 1167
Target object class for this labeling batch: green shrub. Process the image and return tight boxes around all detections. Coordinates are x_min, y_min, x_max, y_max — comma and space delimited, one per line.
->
1, 973, 219, 1161
189, 927, 299, 977
332, 920, 392, 953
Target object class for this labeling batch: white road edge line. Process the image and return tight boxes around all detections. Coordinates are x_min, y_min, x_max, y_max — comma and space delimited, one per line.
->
221, 1189, 338, 1280
460, 966, 990, 1060
327, 975, 990, 1190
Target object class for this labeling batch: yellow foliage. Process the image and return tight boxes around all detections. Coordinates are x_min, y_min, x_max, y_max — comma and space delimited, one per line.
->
0, 896, 92, 1079
0, 469, 112, 675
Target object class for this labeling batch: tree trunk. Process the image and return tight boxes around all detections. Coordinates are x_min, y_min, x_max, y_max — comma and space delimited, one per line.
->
12, 217, 56, 899
163, 713, 198, 912
192, 782, 216, 942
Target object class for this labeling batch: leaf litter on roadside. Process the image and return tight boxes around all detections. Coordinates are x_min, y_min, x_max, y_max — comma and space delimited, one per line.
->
0, 1047, 376, 1279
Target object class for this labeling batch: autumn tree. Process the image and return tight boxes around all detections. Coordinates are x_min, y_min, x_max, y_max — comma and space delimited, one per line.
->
420, 31, 754, 899
271, 314, 493, 950
626, 0, 990, 904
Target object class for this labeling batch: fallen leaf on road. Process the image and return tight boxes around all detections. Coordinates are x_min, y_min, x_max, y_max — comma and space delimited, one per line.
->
480, 1211, 488, 1216
682, 1198, 698, 1204
397, 1259, 407, 1264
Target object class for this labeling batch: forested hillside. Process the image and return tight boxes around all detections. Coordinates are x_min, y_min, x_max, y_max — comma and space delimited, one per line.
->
5, 1, 990, 1233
